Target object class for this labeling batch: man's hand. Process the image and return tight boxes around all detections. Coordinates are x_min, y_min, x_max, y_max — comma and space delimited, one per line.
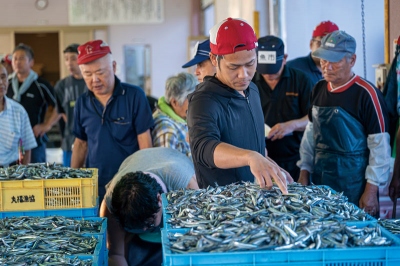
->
247, 152, 288, 194
359, 183, 379, 217
267, 122, 294, 141
32, 123, 51, 138
298, 170, 310, 185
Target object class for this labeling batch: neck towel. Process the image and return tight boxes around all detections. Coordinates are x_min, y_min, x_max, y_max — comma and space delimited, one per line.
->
157, 96, 185, 124
12, 70, 38, 102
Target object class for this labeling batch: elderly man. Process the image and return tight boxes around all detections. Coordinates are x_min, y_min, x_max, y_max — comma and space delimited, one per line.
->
297, 30, 390, 217
152, 72, 197, 158
187, 18, 290, 193
182, 39, 216, 83
0, 64, 37, 167
287, 21, 339, 86
71, 40, 154, 203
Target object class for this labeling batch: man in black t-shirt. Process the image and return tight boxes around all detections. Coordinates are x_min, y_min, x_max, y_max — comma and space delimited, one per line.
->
7, 43, 58, 163
54, 44, 87, 166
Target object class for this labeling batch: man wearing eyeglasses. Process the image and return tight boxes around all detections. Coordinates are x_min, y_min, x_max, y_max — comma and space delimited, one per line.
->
71, 40, 154, 204
287, 21, 339, 86
297, 30, 390, 218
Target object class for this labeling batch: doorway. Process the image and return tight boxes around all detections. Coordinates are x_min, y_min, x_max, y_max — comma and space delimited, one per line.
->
15, 32, 61, 149
14, 32, 60, 87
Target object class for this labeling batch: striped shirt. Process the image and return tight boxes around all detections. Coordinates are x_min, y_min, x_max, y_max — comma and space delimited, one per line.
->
152, 109, 191, 159
0, 96, 37, 165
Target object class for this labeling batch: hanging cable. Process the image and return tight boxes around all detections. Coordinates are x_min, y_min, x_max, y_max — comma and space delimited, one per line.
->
361, 0, 367, 79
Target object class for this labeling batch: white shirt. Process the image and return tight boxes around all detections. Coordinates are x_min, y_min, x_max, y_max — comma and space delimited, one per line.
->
0, 96, 37, 165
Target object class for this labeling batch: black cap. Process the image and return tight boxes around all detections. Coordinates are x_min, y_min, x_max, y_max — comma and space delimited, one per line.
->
256, 36, 285, 74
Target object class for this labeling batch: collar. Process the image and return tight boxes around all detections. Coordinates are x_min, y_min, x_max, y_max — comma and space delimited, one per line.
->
327, 74, 358, 93
2, 96, 13, 112
307, 53, 321, 73
280, 65, 290, 78
208, 75, 250, 97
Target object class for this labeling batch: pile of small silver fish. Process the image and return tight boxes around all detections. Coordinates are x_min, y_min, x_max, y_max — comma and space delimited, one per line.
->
0, 253, 93, 265
0, 163, 93, 180
168, 220, 392, 253
0, 230, 98, 258
0, 216, 104, 234
165, 182, 389, 253
0, 216, 100, 263
166, 182, 370, 230
378, 219, 400, 235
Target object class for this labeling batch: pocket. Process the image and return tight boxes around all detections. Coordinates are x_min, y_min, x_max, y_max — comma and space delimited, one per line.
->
0, 129, 18, 150
108, 122, 135, 145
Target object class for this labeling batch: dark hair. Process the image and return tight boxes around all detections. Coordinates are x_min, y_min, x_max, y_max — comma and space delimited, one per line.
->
111, 171, 163, 231
13, 43, 34, 60
216, 54, 224, 71
63, 43, 80, 54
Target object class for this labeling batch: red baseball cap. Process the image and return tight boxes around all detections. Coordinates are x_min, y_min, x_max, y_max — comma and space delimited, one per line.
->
209, 17, 258, 55
2, 54, 12, 64
77, 40, 111, 65
312, 21, 339, 38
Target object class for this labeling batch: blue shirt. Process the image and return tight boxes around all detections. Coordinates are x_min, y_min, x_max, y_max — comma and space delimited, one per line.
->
73, 76, 154, 189
286, 53, 322, 86
0, 96, 37, 165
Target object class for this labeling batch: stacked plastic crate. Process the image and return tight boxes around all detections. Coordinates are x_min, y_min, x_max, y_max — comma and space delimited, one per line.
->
0, 165, 107, 265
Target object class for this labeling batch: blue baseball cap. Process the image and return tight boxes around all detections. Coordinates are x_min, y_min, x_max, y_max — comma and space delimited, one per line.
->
182, 39, 211, 68
256, 36, 285, 74
312, 30, 356, 62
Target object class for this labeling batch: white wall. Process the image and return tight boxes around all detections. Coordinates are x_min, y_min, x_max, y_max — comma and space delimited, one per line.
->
108, 0, 191, 98
284, 0, 384, 83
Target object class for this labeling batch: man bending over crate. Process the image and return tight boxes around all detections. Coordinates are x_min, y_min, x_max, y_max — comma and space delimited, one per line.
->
100, 147, 198, 266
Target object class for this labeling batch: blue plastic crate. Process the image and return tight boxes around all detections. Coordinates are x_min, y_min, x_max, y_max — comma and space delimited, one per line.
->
66, 254, 99, 266
0, 197, 99, 218
162, 193, 172, 229
80, 217, 107, 265
74, 234, 104, 266
162, 222, 400, 266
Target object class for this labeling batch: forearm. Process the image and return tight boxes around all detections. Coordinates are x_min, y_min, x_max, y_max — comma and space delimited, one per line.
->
71, 139, 88, 168
290, 115, 309, 132
101, 200, 129, 266
213, 142, 254, 169
138, 130, 153, 149
297, 122, 315, 172
22, 150, 31, 165
42, 106, 59, 132
109, 256, 128, 266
